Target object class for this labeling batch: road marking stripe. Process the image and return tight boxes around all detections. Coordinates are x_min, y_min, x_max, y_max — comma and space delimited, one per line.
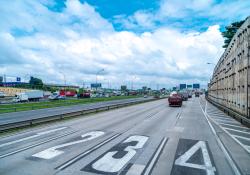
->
142, 137, 168, 175
0, 127, 67, 148
232, 135, 250, 141
214, 118, 238, 124
0, 130, 76, 159
200, 101, 242, 175
210, 116, 234, 121
223, 127, 250, 135
219, 123, 244, 128
56, 133, 121, 171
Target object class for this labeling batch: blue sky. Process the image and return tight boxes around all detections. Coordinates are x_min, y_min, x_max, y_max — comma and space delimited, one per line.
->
0, 0, 249, 88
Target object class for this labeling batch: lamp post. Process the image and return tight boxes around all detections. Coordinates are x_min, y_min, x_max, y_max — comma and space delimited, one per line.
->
96, 69, 104, 90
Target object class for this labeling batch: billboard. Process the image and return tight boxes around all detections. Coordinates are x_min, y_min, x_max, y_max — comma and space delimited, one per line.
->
91, 83, 102, 88
187, 84, 192, 88
180, 84, 187, 90
16, 77, 21, 82
193, 83, 200, 89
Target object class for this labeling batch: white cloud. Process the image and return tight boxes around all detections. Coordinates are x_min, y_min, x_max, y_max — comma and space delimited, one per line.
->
0, 0, 225, 88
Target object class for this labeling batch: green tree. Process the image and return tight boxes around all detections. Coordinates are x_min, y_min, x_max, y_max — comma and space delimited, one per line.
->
29, 76, 43, 89
221, 20, 245, 48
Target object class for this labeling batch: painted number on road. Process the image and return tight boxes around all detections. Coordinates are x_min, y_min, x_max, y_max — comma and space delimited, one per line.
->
171, 139, 217, 175
82, 135, 148, 175
32, 131, 105, 159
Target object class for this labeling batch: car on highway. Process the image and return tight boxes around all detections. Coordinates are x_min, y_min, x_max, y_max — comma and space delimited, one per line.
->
0, 91, 5, 98
48, 93, 66, 100
179, 91, 188, 101
195, 92, 200, 97
168, 91, 182, 107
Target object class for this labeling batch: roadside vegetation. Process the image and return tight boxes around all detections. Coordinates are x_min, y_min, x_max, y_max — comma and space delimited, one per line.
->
0, 95, 142, 114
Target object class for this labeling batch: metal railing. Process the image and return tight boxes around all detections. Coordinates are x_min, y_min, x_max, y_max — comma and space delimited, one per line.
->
0, 97, 164, 132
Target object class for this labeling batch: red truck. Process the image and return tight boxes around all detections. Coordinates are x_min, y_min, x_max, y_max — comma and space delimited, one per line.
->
168, 91, 182, 107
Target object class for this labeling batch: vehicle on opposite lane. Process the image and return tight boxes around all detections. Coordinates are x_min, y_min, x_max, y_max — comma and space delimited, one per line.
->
168, 91, 182, 107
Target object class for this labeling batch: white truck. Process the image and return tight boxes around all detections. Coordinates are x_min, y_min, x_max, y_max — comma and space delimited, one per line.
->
13, 90, 44, 102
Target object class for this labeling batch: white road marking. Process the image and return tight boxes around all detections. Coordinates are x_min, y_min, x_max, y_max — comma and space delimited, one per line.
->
232, 135, 250, 141
210, 116, 235, 121
92, 135, 148, 173
126, 164, 145, 175
143, 137, 168, 175
0, 127, 67, 148
223, 127, 250, 135
219, 123, 243, 128
32, 131, 105, 159
175, 141, 216, 175
0, 130, 76, 159
200, 101, 241, 175
56, 133, 120, 170
213, 118, 238, 124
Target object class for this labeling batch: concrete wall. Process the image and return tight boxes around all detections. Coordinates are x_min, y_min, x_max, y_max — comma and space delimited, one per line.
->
208, 17, 250, 118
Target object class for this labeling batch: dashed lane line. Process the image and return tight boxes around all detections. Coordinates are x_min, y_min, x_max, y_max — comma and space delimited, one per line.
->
210, 116, 235, 121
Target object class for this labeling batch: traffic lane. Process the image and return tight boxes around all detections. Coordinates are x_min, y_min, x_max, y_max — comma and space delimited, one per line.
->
152, 98, 235, 175
56, 101, 179, 175
0, 97, 154, 124
0, 99, 164, 160
0, 99, 168, 175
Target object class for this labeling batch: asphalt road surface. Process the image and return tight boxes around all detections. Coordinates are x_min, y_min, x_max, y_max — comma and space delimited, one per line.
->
0, 96, 249, 175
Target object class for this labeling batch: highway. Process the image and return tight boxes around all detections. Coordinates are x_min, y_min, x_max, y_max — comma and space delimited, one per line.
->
0, 96, 249, 175
0, 97, 154, 126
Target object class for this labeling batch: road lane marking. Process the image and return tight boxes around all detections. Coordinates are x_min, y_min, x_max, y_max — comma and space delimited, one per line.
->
171, 139, 217, 175
0, 127, 67, 148
142, 137, 168, 175
219, 123, 243, 128
210, 116, 232, 120
200, 101, 241, 175
232, 135, 250, 141
32, 131, 105, 159
214, 118, 238, 124
82, 135, 148, 174
56, 133, 121, 171
223, 127, 250, 135
0, 130, 76, 159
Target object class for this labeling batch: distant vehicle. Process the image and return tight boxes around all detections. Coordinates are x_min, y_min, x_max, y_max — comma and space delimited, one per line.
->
13, 90, 44, 102
180, 91, 188, 101
78, 92, 91, 98
0, 91, 5, 98
49, 93, 66, 100
188, 92, 192, 98
144, 95, 148, 98
195, 92, 200, 97
168, 91, 182, 107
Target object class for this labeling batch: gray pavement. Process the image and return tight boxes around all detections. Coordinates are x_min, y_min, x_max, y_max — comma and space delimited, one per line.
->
0, 96, 249, 175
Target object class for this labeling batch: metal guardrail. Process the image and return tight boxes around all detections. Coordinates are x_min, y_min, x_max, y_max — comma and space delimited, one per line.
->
206, 95, 250, 128
0, 97, 163, 132
0, 97, 143, 113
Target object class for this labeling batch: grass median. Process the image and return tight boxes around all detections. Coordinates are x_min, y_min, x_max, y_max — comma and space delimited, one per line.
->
0, 96, 143, 114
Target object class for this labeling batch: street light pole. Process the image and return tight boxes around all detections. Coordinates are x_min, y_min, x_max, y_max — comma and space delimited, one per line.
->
95, 69, 104, 90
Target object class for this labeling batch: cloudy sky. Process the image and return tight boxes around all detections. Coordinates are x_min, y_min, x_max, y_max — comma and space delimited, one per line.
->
0, 0, 249, 89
